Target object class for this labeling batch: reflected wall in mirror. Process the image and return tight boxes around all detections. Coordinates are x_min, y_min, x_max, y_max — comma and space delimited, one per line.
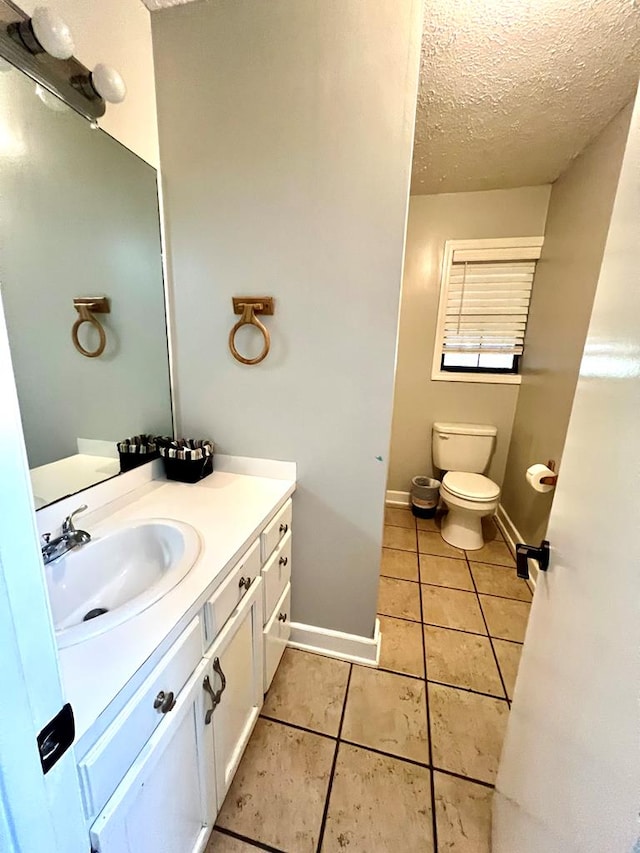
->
0, 63, 173, 508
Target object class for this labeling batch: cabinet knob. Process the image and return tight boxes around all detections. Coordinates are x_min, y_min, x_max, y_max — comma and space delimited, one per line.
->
279, 523, 288, 535
238, 576, 252, 591
278, 612, 288, 623
153, 690, 175, 714
279, 556, 288, 567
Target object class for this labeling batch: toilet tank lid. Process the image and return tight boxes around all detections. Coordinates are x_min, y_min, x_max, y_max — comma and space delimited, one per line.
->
433, 422, 497, 437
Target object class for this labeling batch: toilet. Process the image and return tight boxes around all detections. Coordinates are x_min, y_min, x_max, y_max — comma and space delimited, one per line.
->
432, 422, 500, 550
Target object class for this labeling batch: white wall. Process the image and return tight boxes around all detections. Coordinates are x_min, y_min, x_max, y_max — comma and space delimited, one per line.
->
152, 0, 423, 639
387, 187, 551, 492
500, 103, 633, 544
21, 0, 159, 166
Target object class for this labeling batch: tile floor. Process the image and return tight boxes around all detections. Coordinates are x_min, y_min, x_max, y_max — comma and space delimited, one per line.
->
209, 508, 531, 852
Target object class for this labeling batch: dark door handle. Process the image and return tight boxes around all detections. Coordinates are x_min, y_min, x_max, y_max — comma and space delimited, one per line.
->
203, 656, 228, 725
516, 540, 550, 579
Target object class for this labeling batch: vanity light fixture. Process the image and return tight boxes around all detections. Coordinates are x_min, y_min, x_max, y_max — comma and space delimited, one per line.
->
72, 63, 127, 104
0, 0, 106, 120
12, 6, 75, 60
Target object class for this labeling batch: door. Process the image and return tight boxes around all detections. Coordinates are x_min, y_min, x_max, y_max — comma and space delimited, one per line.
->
493, 90, 640, 852
90, 659, 214, 853
0, 297, 87, 853
203, 577, 263, 805
263, 582, 292, 692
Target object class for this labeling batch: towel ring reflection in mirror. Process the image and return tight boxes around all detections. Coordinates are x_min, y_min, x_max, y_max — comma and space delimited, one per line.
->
72, 296, 110, 358
229, 296, 275, 365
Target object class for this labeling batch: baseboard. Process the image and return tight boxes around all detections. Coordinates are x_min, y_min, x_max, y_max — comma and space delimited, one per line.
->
496, 503, 537, 588
385, 490, 410, 507
288, 618, 381, 667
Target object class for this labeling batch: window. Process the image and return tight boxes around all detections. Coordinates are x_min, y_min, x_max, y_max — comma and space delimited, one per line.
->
432, 237, 544, 385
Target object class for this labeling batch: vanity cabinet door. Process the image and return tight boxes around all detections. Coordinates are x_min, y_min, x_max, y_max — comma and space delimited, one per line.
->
90, 659, 215, 853
203, 576, 264, 806
263, 583, 292, 692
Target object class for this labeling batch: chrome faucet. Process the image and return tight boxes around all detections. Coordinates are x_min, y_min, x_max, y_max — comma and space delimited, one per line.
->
41, 505, 91, 566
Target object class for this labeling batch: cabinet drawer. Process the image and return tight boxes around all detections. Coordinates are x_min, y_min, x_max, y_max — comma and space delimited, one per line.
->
79, 617, 202, 821
205, 539, 261, 647
261, 499, 292, 563
262, 531, 292, 624
263, 583, 291, 692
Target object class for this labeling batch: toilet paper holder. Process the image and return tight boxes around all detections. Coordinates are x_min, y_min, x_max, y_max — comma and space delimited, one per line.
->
540, 459, 558, 486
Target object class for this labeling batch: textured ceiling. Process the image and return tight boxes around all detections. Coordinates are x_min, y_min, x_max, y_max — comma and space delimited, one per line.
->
144, 0, 640, 193
413, 0, 640, 193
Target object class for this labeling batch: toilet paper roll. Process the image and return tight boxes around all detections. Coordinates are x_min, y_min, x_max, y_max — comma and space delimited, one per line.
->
526, 463, 556, 493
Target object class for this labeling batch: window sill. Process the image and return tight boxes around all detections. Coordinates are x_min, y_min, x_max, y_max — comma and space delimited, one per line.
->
431, 370, 522, 386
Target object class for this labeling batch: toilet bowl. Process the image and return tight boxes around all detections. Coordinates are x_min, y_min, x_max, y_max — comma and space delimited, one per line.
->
431, 422, 500, 550
440, 471, 500, 550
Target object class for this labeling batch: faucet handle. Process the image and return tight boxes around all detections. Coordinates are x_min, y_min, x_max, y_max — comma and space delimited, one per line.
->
62, 504, 88, 535
40, 533, 51, 546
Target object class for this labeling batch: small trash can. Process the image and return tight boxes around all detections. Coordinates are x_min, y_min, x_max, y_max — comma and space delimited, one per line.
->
411, 476, 441, 519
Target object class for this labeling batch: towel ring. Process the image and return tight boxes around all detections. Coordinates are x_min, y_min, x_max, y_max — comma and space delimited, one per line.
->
72, 297, 110, 358
229, 297, 274, 365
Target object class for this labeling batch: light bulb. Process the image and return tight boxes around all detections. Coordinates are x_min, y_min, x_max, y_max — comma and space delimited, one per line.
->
90, 63, 126, 104
30, 6, 74, 60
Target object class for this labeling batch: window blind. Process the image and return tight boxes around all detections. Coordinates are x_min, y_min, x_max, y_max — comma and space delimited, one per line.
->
442, 246, 542, 357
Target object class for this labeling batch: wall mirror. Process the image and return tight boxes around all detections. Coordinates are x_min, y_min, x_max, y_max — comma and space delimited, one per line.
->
0, 60, 173, 508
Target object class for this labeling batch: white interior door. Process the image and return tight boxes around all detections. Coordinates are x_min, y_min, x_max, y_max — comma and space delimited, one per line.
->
493, 88, 640, 853
0, 296, 86, 852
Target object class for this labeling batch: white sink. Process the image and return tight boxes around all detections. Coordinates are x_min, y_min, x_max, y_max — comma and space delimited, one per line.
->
46, 518, 201, 648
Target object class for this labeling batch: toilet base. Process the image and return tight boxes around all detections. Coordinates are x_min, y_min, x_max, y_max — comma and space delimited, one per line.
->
441, 508, 486, 550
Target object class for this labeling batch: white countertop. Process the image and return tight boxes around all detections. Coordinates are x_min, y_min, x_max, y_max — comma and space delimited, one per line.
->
30, 453, 120, 508
58, 470, 295, 748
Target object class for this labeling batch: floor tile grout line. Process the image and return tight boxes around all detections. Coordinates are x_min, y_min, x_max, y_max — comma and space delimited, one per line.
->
381, 573, 531, 603
376, 664, 425, 682
259, 714, 337, 741
338, 738, 432, 771
314, 662, 353, 853
417, 517, 439, 853
378, 609, 524, 645
433, 765, 496, 791
213, 825, 287, 853
465, 551, 510, 701
426, 678, 509, 703
325, 734, 498, 793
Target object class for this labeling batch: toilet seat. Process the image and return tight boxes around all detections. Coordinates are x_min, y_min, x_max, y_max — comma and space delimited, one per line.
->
442, 472, 500, 503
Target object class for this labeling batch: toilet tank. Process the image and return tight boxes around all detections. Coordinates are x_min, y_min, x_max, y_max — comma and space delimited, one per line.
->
432, 422, 497, 473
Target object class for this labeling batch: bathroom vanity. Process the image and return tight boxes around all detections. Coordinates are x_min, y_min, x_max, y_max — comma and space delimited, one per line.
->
43, 464, 295, 853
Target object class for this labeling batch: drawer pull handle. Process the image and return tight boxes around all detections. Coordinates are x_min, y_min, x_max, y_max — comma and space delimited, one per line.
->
239, 575, 252, 592
203, 658, 228, 725
279, 556, 288, 567
153, 690, 176, 714
203, 676, 215, 724
278, 612, 288, 623
279, 522, 288, 535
